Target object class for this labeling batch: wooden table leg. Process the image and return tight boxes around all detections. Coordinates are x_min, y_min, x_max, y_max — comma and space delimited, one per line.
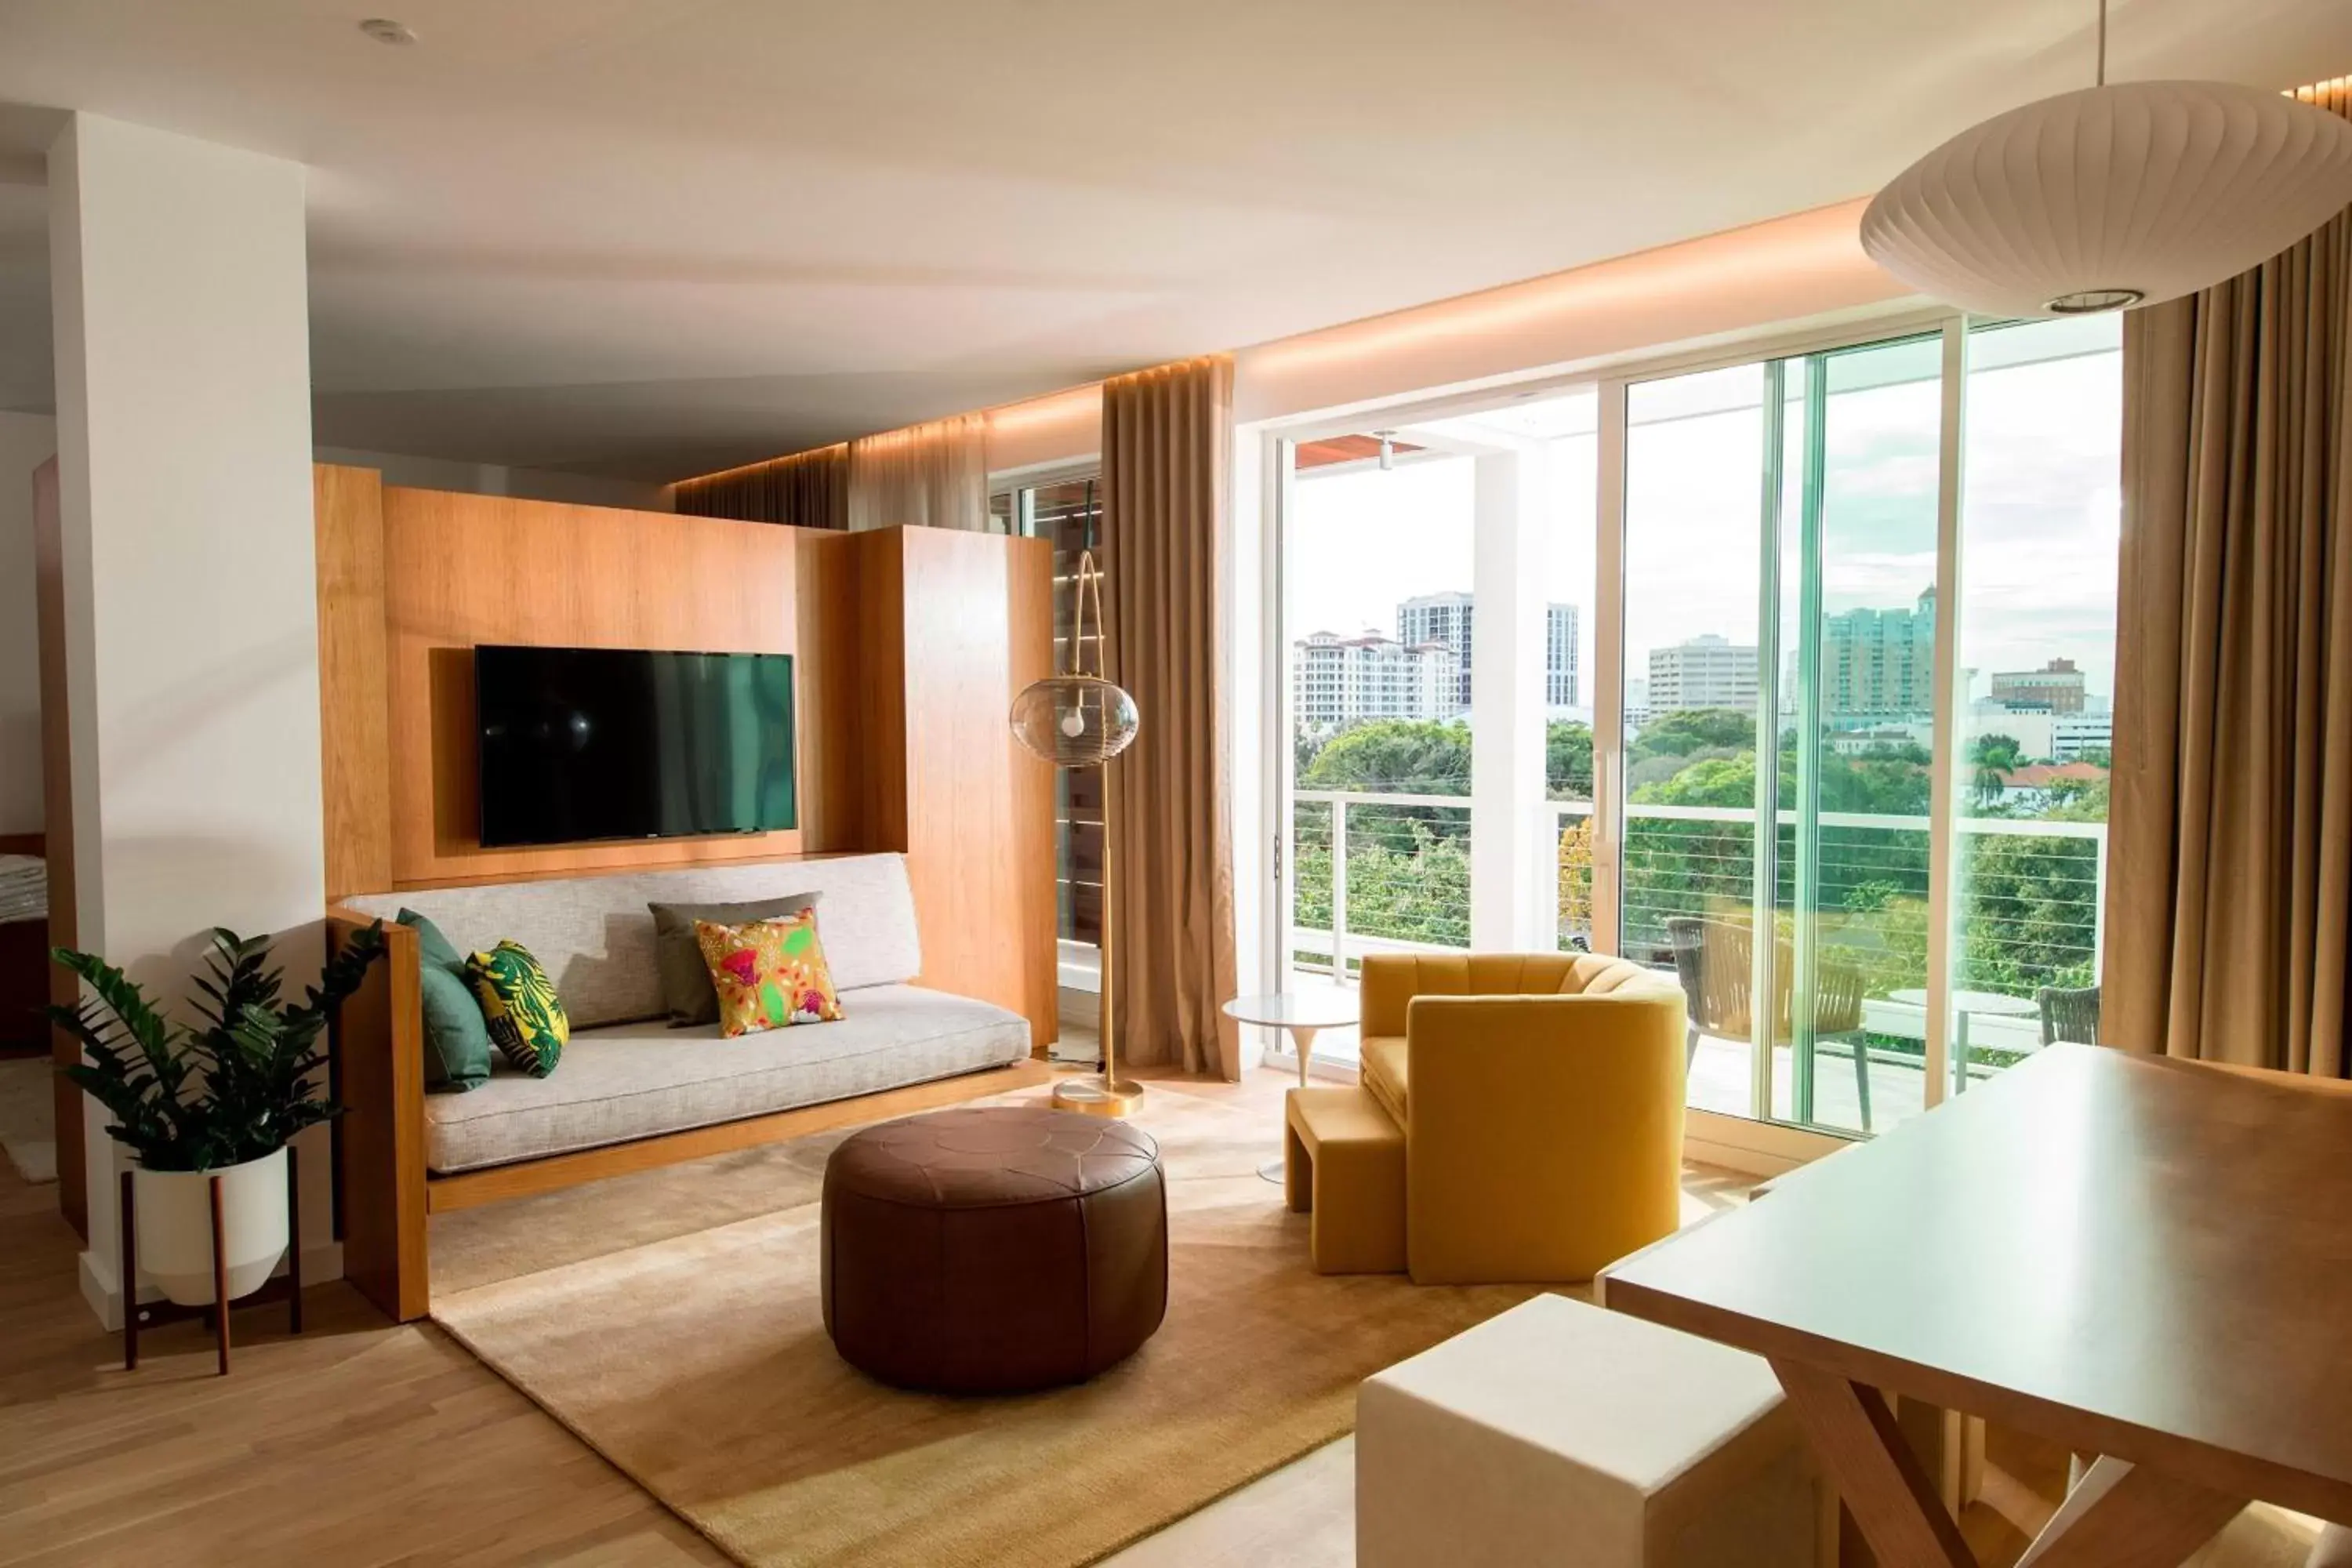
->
2010, 1456, 2242, 1568
1771, 1359, 1974, 1568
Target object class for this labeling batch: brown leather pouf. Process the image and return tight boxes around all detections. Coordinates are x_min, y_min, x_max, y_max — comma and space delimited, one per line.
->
820, 1106, 1168, 1394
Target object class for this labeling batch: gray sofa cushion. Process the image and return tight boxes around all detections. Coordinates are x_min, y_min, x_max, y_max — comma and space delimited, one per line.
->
421, 983, 1029, 1173
344, 853, 922, 1029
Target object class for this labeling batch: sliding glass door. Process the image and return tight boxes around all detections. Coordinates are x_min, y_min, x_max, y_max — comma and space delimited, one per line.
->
1612, 318, 2119, 1138
1618, 342, 1944, 1136
1255, 310, 2120, 1143
1770, 336, 1944, 1136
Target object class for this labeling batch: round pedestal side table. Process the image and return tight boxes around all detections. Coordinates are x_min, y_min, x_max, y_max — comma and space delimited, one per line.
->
1223, 989, 1360, 1182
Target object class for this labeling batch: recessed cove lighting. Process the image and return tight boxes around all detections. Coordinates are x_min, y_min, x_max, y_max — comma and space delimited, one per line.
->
358, 17, 417, 45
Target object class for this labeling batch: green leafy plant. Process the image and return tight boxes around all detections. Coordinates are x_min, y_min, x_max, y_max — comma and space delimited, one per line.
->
48, 924, 386, 1172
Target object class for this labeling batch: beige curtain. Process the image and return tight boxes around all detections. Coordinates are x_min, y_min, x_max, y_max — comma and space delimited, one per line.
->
847, 414, 989, 533
1102, 356, 1241, 1078
672, 442, 848, 529
2108, 111, 2352, 1075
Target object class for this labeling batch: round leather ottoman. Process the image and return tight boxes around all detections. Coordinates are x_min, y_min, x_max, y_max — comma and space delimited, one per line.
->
820, 1106, 1167, 1394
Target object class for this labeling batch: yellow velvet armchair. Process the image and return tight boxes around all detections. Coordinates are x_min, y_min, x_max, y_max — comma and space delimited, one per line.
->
1357, 952, 1688, 1285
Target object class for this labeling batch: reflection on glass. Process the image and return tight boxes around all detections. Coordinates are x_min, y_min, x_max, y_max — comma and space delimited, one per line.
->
1775, 336, 1944, 1137
1621, 365, 1767, 1119
1949, 316, 2122, 1089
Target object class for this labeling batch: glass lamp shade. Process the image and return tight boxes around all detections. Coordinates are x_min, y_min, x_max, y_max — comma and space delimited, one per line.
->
1010, 676, 1139, 767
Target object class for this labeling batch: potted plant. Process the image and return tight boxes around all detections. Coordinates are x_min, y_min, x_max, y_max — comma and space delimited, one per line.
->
49, 924, 384, 1306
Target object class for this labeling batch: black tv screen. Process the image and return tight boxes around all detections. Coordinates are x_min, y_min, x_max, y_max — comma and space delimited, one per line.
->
475, 645, 796, 848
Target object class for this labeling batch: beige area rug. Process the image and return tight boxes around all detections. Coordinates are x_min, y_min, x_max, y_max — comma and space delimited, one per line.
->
431, 1083, 1599, 1568
0, 1056, 56, 1184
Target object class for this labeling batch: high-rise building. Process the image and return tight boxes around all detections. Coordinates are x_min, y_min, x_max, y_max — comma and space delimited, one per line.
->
1991, 657, 2088, 714
1292, 630, 1457, 728
1396, 591, 1475, 710
1546, 603, 1580, 710
1649, 634, 1758, 711
1392, 591, 1579, 712
1820, 586, 1937, 720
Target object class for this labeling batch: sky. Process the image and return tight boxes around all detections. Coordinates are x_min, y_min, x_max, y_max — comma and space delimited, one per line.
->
1289, 317, 2122, 716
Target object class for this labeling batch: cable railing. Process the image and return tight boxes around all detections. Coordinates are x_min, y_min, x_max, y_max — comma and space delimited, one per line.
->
1290, 791, 2107, 1059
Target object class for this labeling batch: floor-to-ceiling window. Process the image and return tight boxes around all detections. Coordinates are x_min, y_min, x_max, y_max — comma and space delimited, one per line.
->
1272, 397, 1595, 1067
1282, 433, 1476, 1063
1257, 311, 2121, 1144
1606, 318, 2120, 1139
1947, 315, 2122, 1092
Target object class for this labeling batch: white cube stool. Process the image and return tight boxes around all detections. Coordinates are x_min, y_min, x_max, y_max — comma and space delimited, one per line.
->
1357, 1294, 1816, 1568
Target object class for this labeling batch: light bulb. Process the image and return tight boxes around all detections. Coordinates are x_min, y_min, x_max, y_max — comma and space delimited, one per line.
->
1061, 709, 1085, 739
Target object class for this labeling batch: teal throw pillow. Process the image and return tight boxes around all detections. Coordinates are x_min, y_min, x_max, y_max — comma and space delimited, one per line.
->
397, 908, 493, 1092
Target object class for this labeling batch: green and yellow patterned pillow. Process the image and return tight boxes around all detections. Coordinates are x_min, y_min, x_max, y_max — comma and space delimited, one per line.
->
694, 911, 844, 1037
464, 940, 568, 1076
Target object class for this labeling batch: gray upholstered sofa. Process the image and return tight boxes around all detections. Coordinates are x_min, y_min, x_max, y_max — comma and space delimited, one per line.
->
342, 853, 1029, 1174
328, 852, 1044, 1319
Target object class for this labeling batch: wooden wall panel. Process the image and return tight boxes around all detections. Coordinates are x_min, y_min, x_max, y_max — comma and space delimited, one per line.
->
31, 459, 85, 1238
857, 529, 912, 852
380, 488, 806, 888
314, 465, 394, 898
791, 531, 870, 854
313, 470, 1056, 1046
1004, 534, 1059, 1047
890, 528, 1058, 1048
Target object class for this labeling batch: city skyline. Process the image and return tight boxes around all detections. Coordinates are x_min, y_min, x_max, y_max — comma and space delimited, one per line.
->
1291, 590, 1580, 727
1290, 334, 2122, 726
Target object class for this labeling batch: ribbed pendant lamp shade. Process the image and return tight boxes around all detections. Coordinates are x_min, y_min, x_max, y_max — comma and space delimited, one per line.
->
1861, 79, 2352, 318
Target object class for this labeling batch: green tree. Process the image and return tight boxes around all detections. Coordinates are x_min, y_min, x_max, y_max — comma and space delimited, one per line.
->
1548, 720, 1594, 800
1639, 755, 1754, 808
1630, 708, 1755, 765
1970, 732, 2024, 808
1300, 719, 1471, 795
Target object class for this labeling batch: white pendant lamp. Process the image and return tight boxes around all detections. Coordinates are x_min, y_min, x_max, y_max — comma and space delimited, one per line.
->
1861, 2, 2352, 317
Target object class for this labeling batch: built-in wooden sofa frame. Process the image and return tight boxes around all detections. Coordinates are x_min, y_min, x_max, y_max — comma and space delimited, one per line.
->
325, 905, 1053, 1323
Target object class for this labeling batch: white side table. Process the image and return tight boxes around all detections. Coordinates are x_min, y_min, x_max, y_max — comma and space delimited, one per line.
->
1224, 989, 1360, 1182
1890, 986, 2040, 1097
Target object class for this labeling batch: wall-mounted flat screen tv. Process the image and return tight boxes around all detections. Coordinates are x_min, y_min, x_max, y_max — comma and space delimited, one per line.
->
475, 644, 796, 848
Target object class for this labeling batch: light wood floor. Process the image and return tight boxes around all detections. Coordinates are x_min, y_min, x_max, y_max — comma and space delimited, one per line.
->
0, 1064, 1304, 1566
0, 1060, 2078, 1568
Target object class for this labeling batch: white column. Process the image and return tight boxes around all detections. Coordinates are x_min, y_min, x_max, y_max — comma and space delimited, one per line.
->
1468, 445, 1548, 951
49, 113, 325, 1326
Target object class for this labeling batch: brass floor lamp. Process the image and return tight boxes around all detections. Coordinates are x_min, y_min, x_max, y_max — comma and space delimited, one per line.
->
1010, 550, 1142, 1117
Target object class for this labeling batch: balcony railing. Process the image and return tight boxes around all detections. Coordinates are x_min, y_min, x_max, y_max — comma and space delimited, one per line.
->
1288, 788, 2106, 1103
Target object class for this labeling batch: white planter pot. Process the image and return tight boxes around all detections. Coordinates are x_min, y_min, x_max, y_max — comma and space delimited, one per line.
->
132, 1147, 290, 1307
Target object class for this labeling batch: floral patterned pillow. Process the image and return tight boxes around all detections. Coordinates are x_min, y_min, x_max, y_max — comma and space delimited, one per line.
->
693, 910, 844, 1037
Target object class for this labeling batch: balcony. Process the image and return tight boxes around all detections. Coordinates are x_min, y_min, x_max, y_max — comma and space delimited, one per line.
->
1287, 789, 2104, 1134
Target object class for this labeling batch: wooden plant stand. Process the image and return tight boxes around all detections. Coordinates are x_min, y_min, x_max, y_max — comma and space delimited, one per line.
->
118, 1145, 303, 1375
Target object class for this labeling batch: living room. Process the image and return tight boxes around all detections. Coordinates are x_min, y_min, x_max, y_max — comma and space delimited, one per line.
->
4, 3, 2352, 1566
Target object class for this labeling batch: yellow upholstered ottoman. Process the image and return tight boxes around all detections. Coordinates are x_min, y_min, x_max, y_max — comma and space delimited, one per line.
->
1285, 1086, 1406, 1274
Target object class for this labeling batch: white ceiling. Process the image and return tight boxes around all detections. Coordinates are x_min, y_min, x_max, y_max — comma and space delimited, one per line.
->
1, 0, 2347, 481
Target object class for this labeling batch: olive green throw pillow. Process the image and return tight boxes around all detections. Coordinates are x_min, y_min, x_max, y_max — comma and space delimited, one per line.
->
648, 893, 820, 1025
465, 940, 568, 1077
397, 908, 492, 1092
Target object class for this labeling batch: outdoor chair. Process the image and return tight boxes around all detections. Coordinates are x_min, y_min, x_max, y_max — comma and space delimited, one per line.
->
1666, 916, 1875, 1131
2034, 984, 2101, 1046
